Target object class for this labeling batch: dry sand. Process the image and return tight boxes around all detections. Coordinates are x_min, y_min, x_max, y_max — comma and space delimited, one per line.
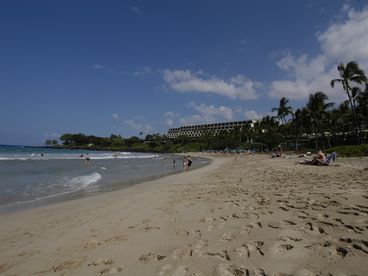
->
0, 154, 368, 276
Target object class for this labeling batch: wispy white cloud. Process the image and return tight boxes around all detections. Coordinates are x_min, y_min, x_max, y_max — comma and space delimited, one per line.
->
164, 112, 180, 127
92, 64, 105, 70
177, 102, 235, 126
164, 104, 263, 128
164, 118, 174, 127
133, 66, 154, 77
130, 6, 143, 15
318, 6, 368, 62
163, 69, 260, 100
112, 113, 119, 122
187, 102, 234, 121
269, 5, 368, 102
124, 119, 153, 134
243, 110, 263, 120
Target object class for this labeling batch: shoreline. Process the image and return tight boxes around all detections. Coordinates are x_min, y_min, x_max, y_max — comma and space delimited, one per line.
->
0, 154, 212, 215
1, 154, 367, 275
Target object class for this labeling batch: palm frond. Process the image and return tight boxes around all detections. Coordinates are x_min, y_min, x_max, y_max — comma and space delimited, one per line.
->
330, 78, 342, 88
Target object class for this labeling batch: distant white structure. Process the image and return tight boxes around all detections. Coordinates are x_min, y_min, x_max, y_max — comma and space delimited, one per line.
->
167, 120, 257, 139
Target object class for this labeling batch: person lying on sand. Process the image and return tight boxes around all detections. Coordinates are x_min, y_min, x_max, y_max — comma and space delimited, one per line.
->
298, 150, 336, 166
271, 145, 283, 158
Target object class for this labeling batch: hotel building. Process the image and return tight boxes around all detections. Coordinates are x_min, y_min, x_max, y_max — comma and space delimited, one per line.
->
167, 120, 257, 139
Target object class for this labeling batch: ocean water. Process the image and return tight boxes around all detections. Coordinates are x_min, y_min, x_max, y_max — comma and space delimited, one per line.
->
0, 145, 209, 212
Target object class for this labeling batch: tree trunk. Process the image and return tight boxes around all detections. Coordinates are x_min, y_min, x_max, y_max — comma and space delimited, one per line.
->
346, 87, 362, 144
352, 99, 363, 144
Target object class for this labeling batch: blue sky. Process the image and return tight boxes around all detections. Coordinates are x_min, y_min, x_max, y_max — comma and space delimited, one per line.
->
1, 0, 368, 145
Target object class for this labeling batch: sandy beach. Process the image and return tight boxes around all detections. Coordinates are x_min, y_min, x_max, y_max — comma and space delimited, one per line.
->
1, 154, 368, 275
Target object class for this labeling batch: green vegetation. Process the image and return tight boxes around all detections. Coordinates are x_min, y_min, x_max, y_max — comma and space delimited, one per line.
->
48, 61, 368, 156
326, 144, 368, 157
45, 139, 59, 146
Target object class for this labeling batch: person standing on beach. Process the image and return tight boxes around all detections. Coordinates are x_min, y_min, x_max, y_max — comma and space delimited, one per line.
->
278, 144, 283, 157
183, 156, 188, 172
187, 155, 192, 170
85, 153, 90, 165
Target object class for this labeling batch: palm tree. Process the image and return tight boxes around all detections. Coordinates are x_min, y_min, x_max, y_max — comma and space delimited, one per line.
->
306, 92, 334, 148
289, 107, 310, 151
240, 121, 253, 144
325, 101, 351, 146
355, 86, 368, 140
259, 116, 281, 151
330, 61, 367, 143
272, 97, 293, 124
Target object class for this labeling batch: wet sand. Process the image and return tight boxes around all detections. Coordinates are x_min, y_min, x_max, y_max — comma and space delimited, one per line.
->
0, 154, 367, 275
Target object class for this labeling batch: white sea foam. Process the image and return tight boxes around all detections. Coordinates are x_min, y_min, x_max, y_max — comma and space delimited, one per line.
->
0, 153, 158, 161
1, 172, 102, 208
0, 157, 28, 160
65, 172, 102, 190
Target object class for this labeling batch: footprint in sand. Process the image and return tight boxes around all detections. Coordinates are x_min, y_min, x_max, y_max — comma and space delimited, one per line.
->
139, 252, 166, 263
104, 234, 127, 243
163, 265, 204, 276
214, 263, 249, 276
352, 243, 368, 254
305, 241, 332, 251
302, 222, 326, 234
240, 222, 262, 234
99, 266, 123, 274
52, 256, 87, 272
88, 258, 114, 266
214, 264, 267, 276
192, 239, 208, 255
0, 263, 11, 273
340, 237, 368, 254
175, 229, 190, 236
285, 202, 309, 210
281, 236, 303, 242
297, 211, 309, 219
271, 235, 304, 255
270, 242, 294, 254
200, 250, 231, 260
171, 246, 193, 259
331, 246, 349, 258
253, 267, 267, 276
144, 225, 161, 232
221, 232, 238, 243
268, 221, 282, 229
344, 224, 363, 234
17, 250, 41, 257
82, 240, 101, 250
87, 258, 123, 275
268, 220, 298, 229
295, 268, 319, 276
234, 241, 264, 257
200, 216, 215, 223
192, 229, 202, 238
282, 220, 298, 226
